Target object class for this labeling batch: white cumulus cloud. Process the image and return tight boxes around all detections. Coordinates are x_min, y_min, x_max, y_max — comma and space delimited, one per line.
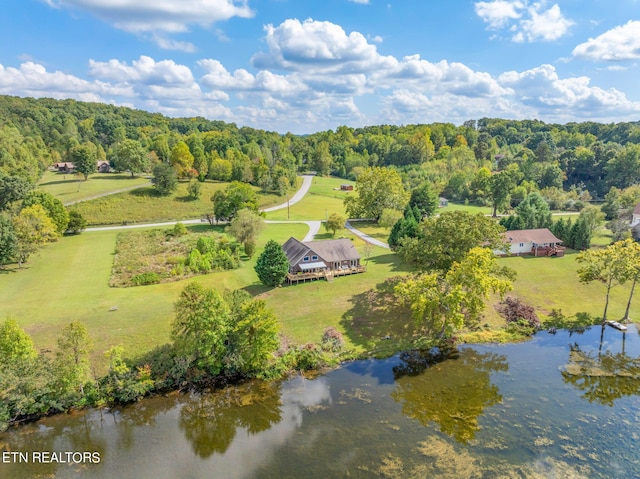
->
475, 1, 573, 42
573, 20, 640, 61
251, 18, 395, 74
43, 0, 253, 49
475, 0, 524, 29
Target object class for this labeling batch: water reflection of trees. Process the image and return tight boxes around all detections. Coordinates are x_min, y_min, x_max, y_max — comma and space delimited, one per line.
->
562, 341, 640, 406
179, 380, 283, 458
391, 348, 508, 444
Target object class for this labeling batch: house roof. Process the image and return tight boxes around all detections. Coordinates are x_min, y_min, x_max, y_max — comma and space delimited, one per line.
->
282, 237, 311, 264
503, 228, 562, 244
282, 237, 360, 264
633, 203, 640, 216
305, 238, 360, 262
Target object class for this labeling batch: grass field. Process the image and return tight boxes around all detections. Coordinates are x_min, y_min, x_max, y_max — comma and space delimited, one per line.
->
264, 176, 354, 221
38, 171, 150, 204
71, 181, 287, 226
0, 222, 308, 371
440, 202, 492, 215
497, 252, 640, 321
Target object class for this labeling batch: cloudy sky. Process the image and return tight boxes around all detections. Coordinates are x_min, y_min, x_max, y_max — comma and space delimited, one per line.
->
1, 0, 640, 133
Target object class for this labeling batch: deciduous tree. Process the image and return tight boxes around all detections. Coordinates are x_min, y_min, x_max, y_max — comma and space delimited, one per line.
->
325, 213, 345, 236
227, 208, 264, 254
576, 241, 633, 322
12, 204, 58, 267
172, 282, 231, 376
344, 166, 409, 221
22, 190, 69, 235
395, 247, 513, 337
212, 181, 258, 222
112, 139, 149, 177
397, 211, 507, 272
70, 142, 98, 180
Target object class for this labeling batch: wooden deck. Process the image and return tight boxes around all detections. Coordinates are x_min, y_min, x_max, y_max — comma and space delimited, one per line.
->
286, 265, 366, 285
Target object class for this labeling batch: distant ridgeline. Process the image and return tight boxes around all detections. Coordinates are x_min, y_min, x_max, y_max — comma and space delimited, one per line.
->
1, 94, 640, 199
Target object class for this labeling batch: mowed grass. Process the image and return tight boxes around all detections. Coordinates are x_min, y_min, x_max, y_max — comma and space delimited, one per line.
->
497, 252, 640, 321
71, 181, 286, 226
0, 222, 308, 372
265, 176, 354, 221
350, 221, 391, 243
37, 170, 150, 204
440, 202, 492, 215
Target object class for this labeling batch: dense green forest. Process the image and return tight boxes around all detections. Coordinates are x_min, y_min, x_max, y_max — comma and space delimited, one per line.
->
2, 94, 640, 205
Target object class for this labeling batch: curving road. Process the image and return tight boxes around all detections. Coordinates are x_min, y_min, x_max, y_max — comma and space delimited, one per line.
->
83, 174, 384, 247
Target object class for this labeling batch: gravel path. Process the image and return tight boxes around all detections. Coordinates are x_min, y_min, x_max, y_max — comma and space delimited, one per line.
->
63, 180, 151, 206
260, 175, 314, 212
345, 221, 389, 249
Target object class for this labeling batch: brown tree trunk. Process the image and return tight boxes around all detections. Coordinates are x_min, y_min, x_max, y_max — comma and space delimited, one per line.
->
623, 276, 637, 322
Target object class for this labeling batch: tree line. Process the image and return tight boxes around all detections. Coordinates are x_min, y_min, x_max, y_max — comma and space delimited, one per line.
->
0, 281, 345, 431
2, 95, 640, 202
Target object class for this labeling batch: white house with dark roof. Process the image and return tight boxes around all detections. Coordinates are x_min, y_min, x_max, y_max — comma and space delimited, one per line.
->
497, 228, 564, 257
631, 203, 640, 228
282, 237, 364, 283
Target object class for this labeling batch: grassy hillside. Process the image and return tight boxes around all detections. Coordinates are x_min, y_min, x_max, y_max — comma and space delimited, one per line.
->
38, 171, 150, 205
71, 181, 287, 226
265, 176, 354, 221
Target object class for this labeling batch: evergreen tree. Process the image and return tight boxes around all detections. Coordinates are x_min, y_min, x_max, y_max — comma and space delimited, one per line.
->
254, 240, 289, 287
409, 182, 438, 218
570, 217, 591, 250
151, 163, 178, 196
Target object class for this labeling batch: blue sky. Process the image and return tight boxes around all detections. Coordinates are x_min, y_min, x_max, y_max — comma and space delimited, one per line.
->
1, 0, 640, 133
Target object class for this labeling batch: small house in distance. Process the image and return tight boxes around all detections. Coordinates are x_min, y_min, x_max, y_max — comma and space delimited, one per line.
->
439, 197, 449, 208
54, 162, 75, 173
340, 184, 354, 191
97, 160, 112, 173
282, 237, 365, 284
497, 228, 564, 257
631, 203, 640, 228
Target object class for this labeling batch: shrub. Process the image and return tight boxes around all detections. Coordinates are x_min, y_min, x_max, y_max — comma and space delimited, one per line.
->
130, 272, 161, 286
496, 297, 540, 331
321, 327, 345, 352
172, 222, 187, 236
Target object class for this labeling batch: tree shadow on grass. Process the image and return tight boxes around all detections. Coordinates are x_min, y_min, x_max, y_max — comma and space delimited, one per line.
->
242, 284, 272, 297
174, 195, 197, 203
128, 187, 159, 198
366, 253, 414, 273
340, 276, 418, 357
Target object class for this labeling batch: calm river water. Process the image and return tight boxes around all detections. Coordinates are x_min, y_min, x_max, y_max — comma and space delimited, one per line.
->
2, 325, 640, 478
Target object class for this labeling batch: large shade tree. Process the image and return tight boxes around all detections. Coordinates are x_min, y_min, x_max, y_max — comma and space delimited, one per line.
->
344, 166, 409, 222
112, 139, 149, 177
212, 181, 259, 222
397, 211, 508, 272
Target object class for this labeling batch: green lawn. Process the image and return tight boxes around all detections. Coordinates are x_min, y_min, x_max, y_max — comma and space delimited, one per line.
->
0, 222, 308, 371
265, 176, 354, 221
440, 202, 492, 215
37, 170, 150, 204
349, 221, 391, 243
71, 181, 286, 226
497, 253, 640, 322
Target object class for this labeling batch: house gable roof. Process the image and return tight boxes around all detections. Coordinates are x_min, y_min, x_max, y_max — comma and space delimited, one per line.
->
633, 203, 640, 216
282, 237, 311, 265
282, 237, 360, 265
303, 238, 360, 262
503, 228, 562, 244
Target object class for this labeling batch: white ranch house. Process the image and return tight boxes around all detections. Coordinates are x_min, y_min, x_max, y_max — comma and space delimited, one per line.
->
496, 228, 564, 257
